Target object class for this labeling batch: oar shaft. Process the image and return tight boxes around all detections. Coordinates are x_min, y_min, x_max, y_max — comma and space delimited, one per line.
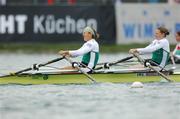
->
14, 68, 32, 75
95, 56, 133, 70
133, 53, 173, 82
0, 57, 64, 78
64, 56, 96, 83
0, 67, 33, 78
39, 57, 64, 67
148, 64, 172, 82
110, 56, 133, 66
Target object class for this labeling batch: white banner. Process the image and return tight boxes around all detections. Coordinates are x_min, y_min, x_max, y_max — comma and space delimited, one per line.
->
115, 4, 180, 44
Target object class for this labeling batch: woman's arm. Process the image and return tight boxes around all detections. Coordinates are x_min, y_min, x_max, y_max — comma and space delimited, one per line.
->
69, 43, 93, 57
137, 42, 163, 54
129, 41, 154, 54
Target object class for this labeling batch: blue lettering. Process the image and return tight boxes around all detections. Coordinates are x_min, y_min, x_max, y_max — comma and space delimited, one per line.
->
144, 24, 153, 38
123, 24, 135, 39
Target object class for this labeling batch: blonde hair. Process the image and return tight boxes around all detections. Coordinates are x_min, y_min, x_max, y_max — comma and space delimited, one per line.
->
83, 26, 99, 40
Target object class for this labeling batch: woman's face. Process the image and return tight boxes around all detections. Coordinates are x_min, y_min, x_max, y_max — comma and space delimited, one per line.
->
155, 29, 164, 40
83, 32, 92, 41
175, 33, 180, 42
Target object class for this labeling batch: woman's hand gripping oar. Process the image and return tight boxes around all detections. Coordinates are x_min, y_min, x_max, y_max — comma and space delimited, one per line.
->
63, 56, 96, 84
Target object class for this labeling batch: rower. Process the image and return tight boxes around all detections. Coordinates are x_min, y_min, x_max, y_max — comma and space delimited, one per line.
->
59, 26, 100, 73
172, 31, 180, 64
129, 26, 170, 70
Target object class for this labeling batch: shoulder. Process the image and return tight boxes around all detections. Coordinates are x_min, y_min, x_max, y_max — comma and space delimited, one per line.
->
150, 39, 157, 45
158, 38, 169, 44
152, 39, 158, 43
86, 39, 98, 45
84, 40, 94, 48
85, 39, 99, 51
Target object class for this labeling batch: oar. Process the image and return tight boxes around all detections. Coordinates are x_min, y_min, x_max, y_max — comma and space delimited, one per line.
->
63, 56, 96, 83
0, 57, 65, 78
132, 52, 173, 82
95, 56, 133, 70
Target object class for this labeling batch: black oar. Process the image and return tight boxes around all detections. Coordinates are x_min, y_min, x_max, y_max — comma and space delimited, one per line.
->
64, 56, 96, 83
0, 57, 64, 78
95, 56, 133, 70
132, 52, 173, 82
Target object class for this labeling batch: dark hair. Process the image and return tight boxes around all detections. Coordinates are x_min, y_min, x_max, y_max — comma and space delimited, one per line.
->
177, 31, 180, 36
157, 27, 170, 37
91, 28, 99, 40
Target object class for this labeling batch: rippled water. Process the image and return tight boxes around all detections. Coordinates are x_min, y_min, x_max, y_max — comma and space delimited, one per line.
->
0, 83, 180, 119
0, 53, 180, 119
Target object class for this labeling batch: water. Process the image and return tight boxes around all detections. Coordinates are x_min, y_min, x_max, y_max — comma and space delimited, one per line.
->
0, 53, 180, 119
0, 83, 180, 119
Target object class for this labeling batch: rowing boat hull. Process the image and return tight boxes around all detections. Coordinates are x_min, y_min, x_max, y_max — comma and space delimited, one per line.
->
0, 73, 180, 85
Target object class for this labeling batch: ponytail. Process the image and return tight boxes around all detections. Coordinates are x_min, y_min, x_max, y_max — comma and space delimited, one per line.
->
157, 27, 170, 37
92, 28, 99, 40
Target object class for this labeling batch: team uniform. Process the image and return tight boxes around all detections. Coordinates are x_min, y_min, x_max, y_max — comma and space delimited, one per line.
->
69, 39, 99, 72
173, 43, 180, 63
137, 38, 170, 68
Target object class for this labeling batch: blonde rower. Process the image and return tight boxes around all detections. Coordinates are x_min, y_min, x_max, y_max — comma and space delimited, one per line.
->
59, 26, 99, 73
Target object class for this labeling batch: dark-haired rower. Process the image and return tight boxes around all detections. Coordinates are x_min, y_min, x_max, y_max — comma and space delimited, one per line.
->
129, 27, 170, 69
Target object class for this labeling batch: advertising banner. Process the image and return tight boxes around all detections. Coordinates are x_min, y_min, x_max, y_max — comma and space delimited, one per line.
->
0, 6, 115, 44
115, 4, 180, 44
